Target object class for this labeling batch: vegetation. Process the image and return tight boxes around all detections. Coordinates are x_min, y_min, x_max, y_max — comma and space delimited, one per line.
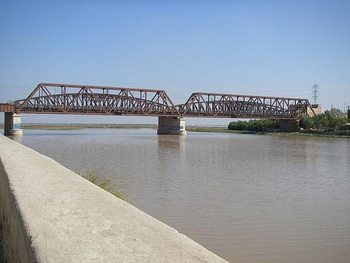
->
227, 108, 349, 134
79, 169, 130, 202
228, 119, 280, 132
224, 108, 349, 138
299, 108, 348, 130
187, 126, 257, 134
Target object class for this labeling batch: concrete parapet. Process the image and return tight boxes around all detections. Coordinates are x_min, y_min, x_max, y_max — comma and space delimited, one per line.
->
157, 117, 186, 135
0, 135, 226, 262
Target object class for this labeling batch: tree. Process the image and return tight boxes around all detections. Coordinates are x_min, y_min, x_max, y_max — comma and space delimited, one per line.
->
228, 121, 248, 130
309, 109, 347, 130
299, 113, 314, 129
228, 119, 279, 131
329, 108, 344, 118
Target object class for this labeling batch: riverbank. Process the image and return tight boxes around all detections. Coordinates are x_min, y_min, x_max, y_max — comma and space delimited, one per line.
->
1, 124, 349, 138
1, 123, 158, 130
187, 126, 350, 138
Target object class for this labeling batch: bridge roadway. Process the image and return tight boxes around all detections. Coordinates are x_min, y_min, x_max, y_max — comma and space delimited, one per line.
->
0, 83, 314, 135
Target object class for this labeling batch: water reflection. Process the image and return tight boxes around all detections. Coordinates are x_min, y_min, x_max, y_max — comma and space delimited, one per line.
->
158, 134, 186, 150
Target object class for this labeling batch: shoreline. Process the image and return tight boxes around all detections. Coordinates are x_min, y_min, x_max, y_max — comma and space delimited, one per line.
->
1, 124, 349, 138
187, 126, 350, 138
13, 123, 158, 130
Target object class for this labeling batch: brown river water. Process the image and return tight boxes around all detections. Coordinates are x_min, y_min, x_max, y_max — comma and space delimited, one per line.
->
20, 128, 350, 262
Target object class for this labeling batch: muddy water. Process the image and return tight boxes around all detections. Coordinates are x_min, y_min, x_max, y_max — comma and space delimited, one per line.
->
21, 129, 350, 262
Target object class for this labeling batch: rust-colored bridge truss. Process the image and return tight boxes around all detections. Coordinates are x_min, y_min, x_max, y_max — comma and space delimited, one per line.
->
14, 83, 179, 116
178, 92, 313, 119
0, 83, 314, 119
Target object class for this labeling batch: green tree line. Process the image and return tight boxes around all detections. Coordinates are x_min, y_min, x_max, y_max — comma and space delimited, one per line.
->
299, 108, 348, 130
228, 108, 349, 132
228, 119, 280, 132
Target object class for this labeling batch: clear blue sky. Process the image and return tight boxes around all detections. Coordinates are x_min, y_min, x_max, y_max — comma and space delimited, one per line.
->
0, 0, 349, 124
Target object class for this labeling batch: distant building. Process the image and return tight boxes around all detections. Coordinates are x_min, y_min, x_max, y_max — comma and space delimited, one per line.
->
308, 104, 322, 116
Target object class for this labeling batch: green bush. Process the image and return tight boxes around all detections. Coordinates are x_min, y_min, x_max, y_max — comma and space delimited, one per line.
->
229, 109, 347, 132
228, 120, 248, 130
296, 108, 347, 130
299, 113, 314, 129
228, 119, 279, 132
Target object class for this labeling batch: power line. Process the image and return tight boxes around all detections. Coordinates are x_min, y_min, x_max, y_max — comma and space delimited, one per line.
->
312, 84, 319, 104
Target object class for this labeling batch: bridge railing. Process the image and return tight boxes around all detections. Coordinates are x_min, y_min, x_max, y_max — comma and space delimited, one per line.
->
15, 83, 180, 116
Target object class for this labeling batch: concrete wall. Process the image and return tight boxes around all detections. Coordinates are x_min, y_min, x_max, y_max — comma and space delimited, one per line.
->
307, 104, 322, 116
157, 117, 186, 135
0, 135, 226, 263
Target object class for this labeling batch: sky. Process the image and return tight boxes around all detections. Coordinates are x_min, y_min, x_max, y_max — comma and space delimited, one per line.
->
0, 0, 349, 125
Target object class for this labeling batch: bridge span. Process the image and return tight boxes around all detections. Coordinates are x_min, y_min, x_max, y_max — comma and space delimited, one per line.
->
0, 83, 315, 135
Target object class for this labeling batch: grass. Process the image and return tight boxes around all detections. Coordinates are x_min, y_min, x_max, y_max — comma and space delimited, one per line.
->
78, 169, 130, 202
187, 126, 350, 138
24, 124, 85, 130
19, 124, 157, 130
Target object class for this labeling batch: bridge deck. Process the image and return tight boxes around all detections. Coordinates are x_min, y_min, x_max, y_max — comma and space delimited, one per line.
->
0, 104, 15, 113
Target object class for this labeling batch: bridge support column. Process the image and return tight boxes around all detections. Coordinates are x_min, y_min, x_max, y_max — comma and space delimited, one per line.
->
4, 113, 23, 136
279, 119, 299, 132
157, 117, 186, 135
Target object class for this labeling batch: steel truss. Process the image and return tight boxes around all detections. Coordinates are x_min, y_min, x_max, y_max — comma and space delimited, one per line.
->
178, 93, 313, 119
15, 83, 179, 116
12, 83, 314, 119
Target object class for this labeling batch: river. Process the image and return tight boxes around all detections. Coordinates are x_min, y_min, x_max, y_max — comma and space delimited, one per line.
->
19, 128, 350, 262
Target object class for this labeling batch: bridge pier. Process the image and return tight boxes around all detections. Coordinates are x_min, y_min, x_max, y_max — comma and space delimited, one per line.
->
157, 117, 186, 135
279, 119, 299, 132
4, 113, 23, 136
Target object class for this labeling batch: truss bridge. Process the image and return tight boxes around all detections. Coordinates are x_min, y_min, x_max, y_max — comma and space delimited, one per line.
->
0, 83, 315, 135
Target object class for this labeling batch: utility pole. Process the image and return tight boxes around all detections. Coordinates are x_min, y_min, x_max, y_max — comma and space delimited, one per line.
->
312, 84, 319, 105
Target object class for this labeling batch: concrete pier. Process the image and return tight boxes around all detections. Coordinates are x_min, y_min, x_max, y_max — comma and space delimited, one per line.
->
157, 117, 186, 135
4, 113, 23, 136
279, 119, 300, 132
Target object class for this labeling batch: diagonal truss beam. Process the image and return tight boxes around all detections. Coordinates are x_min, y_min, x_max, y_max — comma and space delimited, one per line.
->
12, 83, 315, 119
177, 92, 314, 119
15, 83, 179, 116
